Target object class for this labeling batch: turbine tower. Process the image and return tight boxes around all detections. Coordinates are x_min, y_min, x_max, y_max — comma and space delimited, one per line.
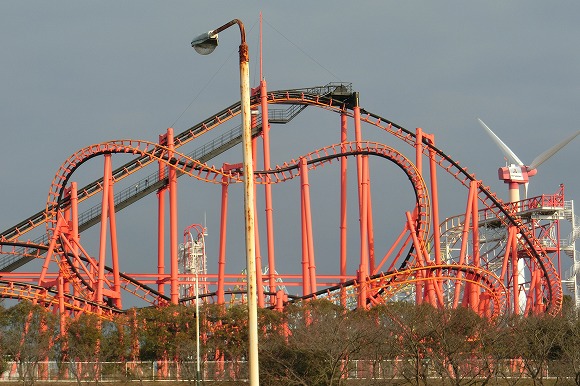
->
477, 118, 580, 202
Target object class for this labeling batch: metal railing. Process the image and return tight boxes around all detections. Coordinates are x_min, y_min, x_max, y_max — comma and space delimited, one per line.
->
1, 358, 561, 383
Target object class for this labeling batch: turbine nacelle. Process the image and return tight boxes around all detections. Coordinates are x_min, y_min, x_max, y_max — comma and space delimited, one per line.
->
498, 165, 529, 184
498, 165, 537, 184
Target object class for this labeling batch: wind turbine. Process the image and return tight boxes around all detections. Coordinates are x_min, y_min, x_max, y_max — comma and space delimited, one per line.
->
477, 118, 580, 203
478, 118, 579, 315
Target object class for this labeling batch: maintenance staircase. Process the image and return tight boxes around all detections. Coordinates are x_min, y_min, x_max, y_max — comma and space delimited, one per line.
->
561, 201, 580, 307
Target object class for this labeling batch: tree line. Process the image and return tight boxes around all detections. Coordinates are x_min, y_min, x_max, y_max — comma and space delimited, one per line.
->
0, 297, 579, 385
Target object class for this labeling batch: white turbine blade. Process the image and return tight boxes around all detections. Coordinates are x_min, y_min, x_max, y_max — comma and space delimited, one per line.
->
477, 118, 524, 166
529, 130, 580, 170
524, 182, 529, 199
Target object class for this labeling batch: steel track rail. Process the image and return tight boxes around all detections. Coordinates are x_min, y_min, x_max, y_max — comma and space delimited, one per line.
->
0, 82, 561, 314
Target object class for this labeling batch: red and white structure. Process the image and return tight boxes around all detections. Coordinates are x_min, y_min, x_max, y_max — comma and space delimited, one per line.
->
0, 84, 573, 326
477, 118, 580, 309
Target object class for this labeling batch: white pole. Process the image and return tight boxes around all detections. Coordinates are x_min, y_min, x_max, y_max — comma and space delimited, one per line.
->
192, 20, 258, 386
239, 41, 259, 386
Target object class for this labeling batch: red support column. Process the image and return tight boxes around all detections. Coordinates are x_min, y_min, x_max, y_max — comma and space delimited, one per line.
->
353, 98, 363, 206
260, 79, 277, 305
470, 180, 480, 311
414, 128, 424, 305
353, 98, 369, 309
535, 267, 545, 313
251, 109, 265, 308
59, 192, 70, 324
275, 290, 285, 312
406, 211, 437, 306
524, 266, 540, 315
426, 134, 442, 265
300, 158, 316, 295
415, 128, 423, 176
58, 272, 65, 325
300, 200, 311, 297
70, 182, 80, 311
367, 164, 376, 274
58, 274, 66, 346
217, 175, 229, 305
358, 156, 370, 309
168, 128, 179, 305
500, 226, 516, 280
40, 213, 65, 286
157, 133, 167, 296
254, 203, 265, 308
107, 175, 122, 309
535, 263, 545, 313
340, 110, 348, 307
426, 133, 443, 298
97, 154, 112, 305
452, 181, 477, 309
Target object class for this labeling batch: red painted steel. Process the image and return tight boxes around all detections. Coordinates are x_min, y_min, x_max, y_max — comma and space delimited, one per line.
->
340, 110, 348, 307
157, 133, 167, 297
168, 128, 179, 304
260, 79, 276, 306
217, 174, 229, 305
0, 86, 566, 328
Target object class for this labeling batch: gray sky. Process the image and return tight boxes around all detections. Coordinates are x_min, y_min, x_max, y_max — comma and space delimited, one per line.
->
1, 1, 579, 303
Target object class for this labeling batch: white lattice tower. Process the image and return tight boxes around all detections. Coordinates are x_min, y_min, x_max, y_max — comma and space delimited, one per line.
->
179, 225, 208, 303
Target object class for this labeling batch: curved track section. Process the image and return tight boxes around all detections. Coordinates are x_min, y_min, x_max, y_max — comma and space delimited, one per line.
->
0, 84, 562, 317
259, 89, 561, 314
356, 112, 561, 314
294, 264, 507, 319
0, 240, 169, 311
0, 279, 118, 320
38, 141, 515, 316
253, 141, 431, 244
40, 142, 434, 314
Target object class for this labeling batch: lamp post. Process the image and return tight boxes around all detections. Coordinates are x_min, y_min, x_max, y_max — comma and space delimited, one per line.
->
191, 19, 259, 386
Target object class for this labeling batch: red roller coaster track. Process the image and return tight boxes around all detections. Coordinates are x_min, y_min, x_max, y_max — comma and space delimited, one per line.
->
0, 83, 563, 324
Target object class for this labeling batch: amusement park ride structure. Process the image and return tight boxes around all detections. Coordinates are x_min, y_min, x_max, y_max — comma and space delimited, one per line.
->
0, 81, 577, 319
0, 20, 579, 331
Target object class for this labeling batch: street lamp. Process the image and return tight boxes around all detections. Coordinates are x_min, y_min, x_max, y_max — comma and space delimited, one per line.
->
190, 31, 218, 55
191, 19, 259, 386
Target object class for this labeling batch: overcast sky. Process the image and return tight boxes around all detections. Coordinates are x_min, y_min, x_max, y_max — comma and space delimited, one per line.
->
1, 2, 579, 302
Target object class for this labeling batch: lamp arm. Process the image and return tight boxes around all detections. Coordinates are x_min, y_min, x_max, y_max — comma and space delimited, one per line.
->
213, 19, 246, 45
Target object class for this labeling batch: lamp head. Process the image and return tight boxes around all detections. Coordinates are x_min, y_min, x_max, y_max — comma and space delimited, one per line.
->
191, 30, 219, 55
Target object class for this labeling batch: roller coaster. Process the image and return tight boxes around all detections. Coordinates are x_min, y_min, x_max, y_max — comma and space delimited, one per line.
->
0, 81, 577, 326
